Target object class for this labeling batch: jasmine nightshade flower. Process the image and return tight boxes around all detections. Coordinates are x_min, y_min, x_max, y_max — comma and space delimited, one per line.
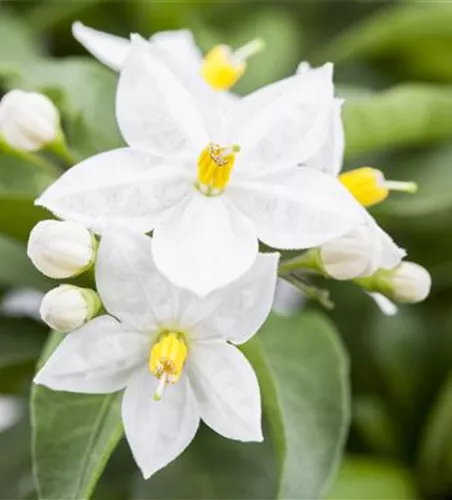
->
34, 227, 279, 478
36, 38, 366, 295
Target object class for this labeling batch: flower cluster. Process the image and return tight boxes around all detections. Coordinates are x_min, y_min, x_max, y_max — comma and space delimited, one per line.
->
10, 23, 431, 477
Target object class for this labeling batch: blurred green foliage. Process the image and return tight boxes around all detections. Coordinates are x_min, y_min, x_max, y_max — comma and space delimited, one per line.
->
1, 1, 452, 499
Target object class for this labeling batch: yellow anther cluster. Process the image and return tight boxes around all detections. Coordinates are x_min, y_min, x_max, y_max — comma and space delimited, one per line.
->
339, 167, 389, 208
201, 45, 246, 91
198, 142, 239, 194
149, 332, 187, 387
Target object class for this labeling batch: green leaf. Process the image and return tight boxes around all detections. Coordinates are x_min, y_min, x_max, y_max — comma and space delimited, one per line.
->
31, 332, 123, 500
343, 85, 452, 159
326, 456, 417, 499
418, 371, 452, 498
0, 8, 44, 80
0, 234, 52, 290
314, 3, 452, 82
133, 421, 277, 500
247, 311, 350, 499
0, 196, 51, 243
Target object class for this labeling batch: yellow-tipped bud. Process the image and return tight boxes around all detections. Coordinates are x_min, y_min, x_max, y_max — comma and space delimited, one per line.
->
201, 39, 265, 91
149, 332, 188, 400
197, 142, 239, 195
339, 167, 417, 208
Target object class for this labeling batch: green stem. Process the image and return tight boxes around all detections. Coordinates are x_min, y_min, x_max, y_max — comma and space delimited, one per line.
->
278, 249, 324, 276
47, 131, 80, 166
0, 139, 60, 178
282, 272, 335, 310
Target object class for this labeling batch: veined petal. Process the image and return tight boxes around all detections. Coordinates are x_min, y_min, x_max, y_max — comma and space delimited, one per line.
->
181, 253, 279, 344
228, 167, 366, 249
152, 193, 258, 296
96, 228, 182, 332
116, 36, 211, 159
72, 22, 130, 71
304, 98, 344, 177
34, 316, 149, 394
36, 148, 190, 234
227, 63, 334, 176
122, 368, 199, 479
187, 341, 262, 442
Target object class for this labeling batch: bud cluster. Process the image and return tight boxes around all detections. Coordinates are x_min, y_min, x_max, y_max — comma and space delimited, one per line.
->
27, 219, 101, 332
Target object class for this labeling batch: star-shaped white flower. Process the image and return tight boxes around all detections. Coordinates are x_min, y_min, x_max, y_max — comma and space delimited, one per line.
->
37, 37, 366, 295
34, 227, 278, 478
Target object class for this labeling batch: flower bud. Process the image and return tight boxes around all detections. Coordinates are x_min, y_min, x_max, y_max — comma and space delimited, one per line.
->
27, 220, 96, 279
40, 285, 101, 332
319, 225, 381, 280
0, 90, 60, 151
380, 262, 431, 303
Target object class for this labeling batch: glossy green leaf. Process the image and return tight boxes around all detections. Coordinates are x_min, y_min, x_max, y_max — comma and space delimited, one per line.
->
31, 332, 123, 500
252, 312, 351, 499
344, 85, 452, 159
326, 456, 417, 499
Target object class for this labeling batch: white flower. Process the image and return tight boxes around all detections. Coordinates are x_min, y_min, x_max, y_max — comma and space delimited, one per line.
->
34, 227, 279, 478
27, 220, 96, 279
40, 285, 101, 332
296, 62, 405, 276
0, 90, 59, 151
72, 22, 263, 92
319, 224, 405, 280
37, 38, 366, 295
381, 262, 432, 303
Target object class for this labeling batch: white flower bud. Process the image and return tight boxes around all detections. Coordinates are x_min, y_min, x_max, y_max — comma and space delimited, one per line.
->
0, 90, 60, 151
40, 285, 101, 332
27, 220, 96, 279
383, 262, 431, 303
319, 225, 380, 280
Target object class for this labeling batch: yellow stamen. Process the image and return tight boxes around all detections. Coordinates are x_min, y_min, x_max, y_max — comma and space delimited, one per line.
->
201, 39, 265, 91
339, 167, 418, 208
149, 332, 188, 401
197, 142, 240, 195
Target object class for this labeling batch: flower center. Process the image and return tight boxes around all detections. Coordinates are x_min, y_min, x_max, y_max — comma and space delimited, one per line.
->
149, 331, 188, 401
197, 142, 240, 195
339, 167, 418, 208
201, 39, 265, 91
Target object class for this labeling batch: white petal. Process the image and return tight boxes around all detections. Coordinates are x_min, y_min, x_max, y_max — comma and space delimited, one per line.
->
152, 193, 258, 296
122, 368, 199, 479
72, 22, 130, 71
36, 148, 190, 234
187, 341, 262, 442
373, 222, 406, 270
228, 167, 366, 249
304, 98, 344, 177
150, 29, 202, 78
367, 292, 399, 316
116, 36, 211, 160
34, 316, 150, 394
227, 64, 334, 176
96, 228, 181, 331
180, 253, 279, 344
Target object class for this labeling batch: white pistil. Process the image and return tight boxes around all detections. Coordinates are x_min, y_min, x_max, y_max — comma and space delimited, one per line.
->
154, 373, 169, 401
383, 180, 418, 193
234, 38, 265, 61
